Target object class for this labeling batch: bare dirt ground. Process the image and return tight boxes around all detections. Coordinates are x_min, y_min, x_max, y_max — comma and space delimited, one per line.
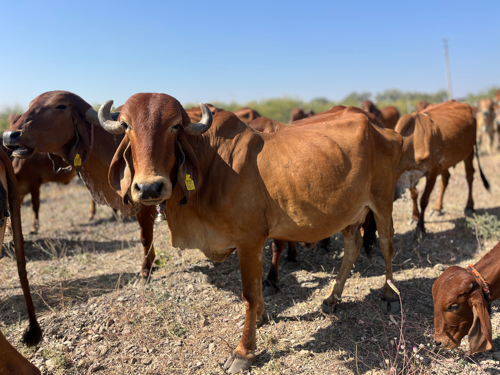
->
1, 152, 500, 374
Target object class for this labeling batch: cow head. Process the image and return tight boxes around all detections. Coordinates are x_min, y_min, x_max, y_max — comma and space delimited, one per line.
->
3, 91, 102, 171
432, 266, 493, 353
98, 93, 212, 206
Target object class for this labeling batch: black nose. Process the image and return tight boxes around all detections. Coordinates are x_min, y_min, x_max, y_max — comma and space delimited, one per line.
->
3, 130, 21, 147
135, 182, 163, 200
434, 341, 441, 346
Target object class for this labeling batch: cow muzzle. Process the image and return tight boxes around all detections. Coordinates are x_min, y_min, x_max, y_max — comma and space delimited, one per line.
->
3, 131, 34, 158
131, 176, 172, 205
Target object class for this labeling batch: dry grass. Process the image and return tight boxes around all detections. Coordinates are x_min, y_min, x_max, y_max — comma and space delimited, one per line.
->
1, 153, 500, 374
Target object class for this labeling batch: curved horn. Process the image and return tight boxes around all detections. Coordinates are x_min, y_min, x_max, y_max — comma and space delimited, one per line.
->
184, 103, 213, 135
85, 106, 120, 125
98, 100, 125, 134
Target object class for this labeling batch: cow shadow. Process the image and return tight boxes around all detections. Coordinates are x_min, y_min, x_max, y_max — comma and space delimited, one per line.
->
0, 272, 137, 325
0, 237, 140, 262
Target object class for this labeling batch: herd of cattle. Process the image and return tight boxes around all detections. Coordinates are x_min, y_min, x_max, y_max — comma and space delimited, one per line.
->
1, 89, 500, 374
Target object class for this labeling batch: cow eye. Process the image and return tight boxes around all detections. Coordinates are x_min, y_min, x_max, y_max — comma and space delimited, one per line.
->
447, 304, 460, 311
171, 124, 181, 132
121, 121, 130, 130
56, 105, 67, 110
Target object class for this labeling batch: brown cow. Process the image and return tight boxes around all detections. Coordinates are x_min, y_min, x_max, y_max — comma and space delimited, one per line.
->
433, 241, 500, 354
3, 91, 158, 279
416, 101, 429, 112
362, 100, 400, 130
476, 98, 496, 153
0, 146, 42, 373
289, 108, 315, 123
96, 93, 403, 373
8, 114, 98, 231
395, 100, 489, 235
185, 103, 224, 122
233, 107, 261, 125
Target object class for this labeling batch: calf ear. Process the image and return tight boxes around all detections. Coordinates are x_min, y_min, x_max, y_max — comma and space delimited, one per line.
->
109, 136, 135, 205
175, 134, 201, 207
468, 290, 493, 354
413, 113, 441, 164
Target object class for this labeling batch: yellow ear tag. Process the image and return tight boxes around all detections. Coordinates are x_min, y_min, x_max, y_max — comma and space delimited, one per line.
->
74, 154, 82, 167
185, 174, 195, 191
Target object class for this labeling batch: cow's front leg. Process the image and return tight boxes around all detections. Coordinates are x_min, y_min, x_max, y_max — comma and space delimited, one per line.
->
322, 227, 362, 313
224, 245, 265, 374
135, 205, 156, 280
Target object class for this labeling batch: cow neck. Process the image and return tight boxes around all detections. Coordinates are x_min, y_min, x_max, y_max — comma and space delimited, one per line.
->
473, 245, 500, 302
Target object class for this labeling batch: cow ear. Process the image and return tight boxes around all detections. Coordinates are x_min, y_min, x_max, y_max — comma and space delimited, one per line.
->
467, 289, 493, 354
109, 136, 134, 205
413, 113, 440, 163
175, 134, 201, 207
70, 110, 92, 167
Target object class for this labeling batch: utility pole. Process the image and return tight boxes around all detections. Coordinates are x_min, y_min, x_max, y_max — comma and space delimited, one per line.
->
442, 38, 452, 100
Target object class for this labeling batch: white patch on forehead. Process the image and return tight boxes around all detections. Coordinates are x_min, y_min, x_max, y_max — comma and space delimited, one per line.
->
397, 169, 425, 193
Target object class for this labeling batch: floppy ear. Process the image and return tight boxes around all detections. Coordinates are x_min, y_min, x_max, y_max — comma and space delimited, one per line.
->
413, 113, 441, 164
467, 289, 493, 354
109, 136, 134, 205
175, 133, 202, 207
68, 110, 92, 167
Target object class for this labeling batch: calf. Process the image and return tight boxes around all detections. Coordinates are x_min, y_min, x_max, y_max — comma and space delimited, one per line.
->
433, 241, 500, 353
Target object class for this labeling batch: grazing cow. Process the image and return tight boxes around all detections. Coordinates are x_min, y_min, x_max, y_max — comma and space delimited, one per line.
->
233, 107, 261, 125
476, 98, 496, 153
8, 115, 98, 231
0, 147, 42, 374
395, 100, 489, 236
289, 108, 315, 123
433, 241, 500, 354
96, 93, 403, 373
3, 91, 158, 280
362, 100, 400, 130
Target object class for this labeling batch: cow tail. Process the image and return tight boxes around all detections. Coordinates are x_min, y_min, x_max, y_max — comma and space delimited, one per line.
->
474, 144, 490, 191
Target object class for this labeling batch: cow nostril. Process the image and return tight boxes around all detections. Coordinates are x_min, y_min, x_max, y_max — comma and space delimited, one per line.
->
156, 182, 163, 194
434, 341, 441, 346
134, 183, 141, 192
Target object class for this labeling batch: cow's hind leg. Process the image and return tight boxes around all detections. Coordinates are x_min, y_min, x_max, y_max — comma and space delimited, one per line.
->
285, 241, 298, 262
416, 172, 438, 237
433, 169, 450, 213
135, 205, 156, 281
30, 186, 40, 233
463, 152, 475, 217
321, 226, 362, 313
224, 244, 265, 374
263, 240, 285, 296
361, 211, 377, 259
409, 188, 420, 221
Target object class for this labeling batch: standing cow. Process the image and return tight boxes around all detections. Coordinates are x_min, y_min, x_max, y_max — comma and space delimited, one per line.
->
362, 100, 400, 130
3, 91, 158, 280
395, 100, 489, 235
95, 93, 403, 373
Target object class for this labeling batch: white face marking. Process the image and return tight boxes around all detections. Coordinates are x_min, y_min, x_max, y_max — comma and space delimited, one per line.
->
397, 169, 425, 193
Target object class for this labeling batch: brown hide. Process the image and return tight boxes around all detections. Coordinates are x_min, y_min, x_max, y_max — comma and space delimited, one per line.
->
363, 100, 400, 130
3, 91, 157, 278
0, 331, 40, 375
185, 104, 224, 122
233, 107, 261, 125
416, 101, 429, 112
289, 108, 315, 123
433, 241, 500, 353
104, 93, 403, 372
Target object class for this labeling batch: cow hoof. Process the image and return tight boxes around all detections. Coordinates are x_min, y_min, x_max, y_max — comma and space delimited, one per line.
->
22, 322, 43, 347
380, 299, 400, 315
263, 285, 278, 297
223, 352, 255, 374
321, 300, 336, 314
432, 208, 444, 216
464, 207, 475, 218
414, 226, 426, 240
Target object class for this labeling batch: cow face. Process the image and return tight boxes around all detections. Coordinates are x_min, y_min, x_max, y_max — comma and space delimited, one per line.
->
101, 93, 212, 206
3, 91, 96, 168
432, 267, 492, 353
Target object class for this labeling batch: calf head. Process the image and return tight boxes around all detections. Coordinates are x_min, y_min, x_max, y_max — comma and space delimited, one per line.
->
432, 266, 492, 353
3, 91, 102, 171
98, 93, 212, 206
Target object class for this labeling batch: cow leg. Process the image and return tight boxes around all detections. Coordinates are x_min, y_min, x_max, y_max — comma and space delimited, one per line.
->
30, 187, 40, 233
263, 240, 285, 296
318, 237, 330, 252
285, 241, 298, 262
409, 187, 420, 220
361, 211, 377, 260
224, 245, 265, 374
135, 205, 156, 280
416, 172, 438, 236
433, 169, 450, 213
89, 198, 96, 221
463, 152, 475, 217
321, 226, 362, 313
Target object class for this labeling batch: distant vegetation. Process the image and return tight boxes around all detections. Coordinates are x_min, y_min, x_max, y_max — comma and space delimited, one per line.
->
1, 87, 498, 131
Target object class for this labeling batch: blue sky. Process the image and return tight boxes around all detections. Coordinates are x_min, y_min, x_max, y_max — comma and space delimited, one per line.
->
1, 1, 498, 109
